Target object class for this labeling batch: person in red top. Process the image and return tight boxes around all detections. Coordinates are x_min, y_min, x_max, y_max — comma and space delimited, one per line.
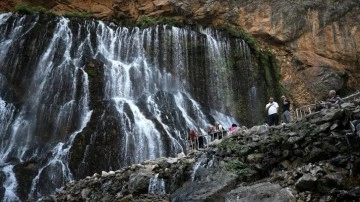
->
187, 129, 205, 149
188, 129, 198, 140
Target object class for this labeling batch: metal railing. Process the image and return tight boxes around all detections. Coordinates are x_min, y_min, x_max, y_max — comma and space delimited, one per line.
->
295, 103, 326, 120
294, 91, 360, 120
186, 130, 227, 151
342, 91, 360, 102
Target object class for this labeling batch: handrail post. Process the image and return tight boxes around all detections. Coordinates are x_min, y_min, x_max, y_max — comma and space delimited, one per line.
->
296, 109, 299, 120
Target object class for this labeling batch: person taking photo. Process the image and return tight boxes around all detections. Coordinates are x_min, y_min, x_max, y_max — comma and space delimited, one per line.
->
265, 97, 279, 126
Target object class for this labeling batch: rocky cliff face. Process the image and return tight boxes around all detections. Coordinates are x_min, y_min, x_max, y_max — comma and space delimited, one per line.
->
0, 0, 113, 18
1, 0, 358, 107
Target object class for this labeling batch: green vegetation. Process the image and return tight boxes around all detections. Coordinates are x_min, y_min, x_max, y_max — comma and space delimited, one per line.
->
264, 50, 284, 97
136, 16, 158, 27
217, 138, 239, 151
85, 64, 97, 78
235, 98, 247, 120
223, 160, 251, 177
15, 3, 94, 19
217, 138, 253, 156
15, 3, 54, 15
224, 160, 246, 170
214, 57, 232, 73
214, 23, 286, 124
86, 69, 96, 78
63, 11, 94, 19
216, 23, 285, 100
135, 16, 183, 28
216, 24, 259, 52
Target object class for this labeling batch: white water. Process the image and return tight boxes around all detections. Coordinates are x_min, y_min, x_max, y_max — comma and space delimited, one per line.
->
191, 160, 202, 182
2, 165, 20, 202
0, 13, 252, 200
0, 98, 15, 146
91, 22, 239, 164
0, 14, 92, 199
191, 155, 216, 182
148, 173, 166, 195
29, 70, 92, 198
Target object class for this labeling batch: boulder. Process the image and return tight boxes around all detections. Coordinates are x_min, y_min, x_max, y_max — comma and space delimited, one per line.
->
225, 182, 295, 202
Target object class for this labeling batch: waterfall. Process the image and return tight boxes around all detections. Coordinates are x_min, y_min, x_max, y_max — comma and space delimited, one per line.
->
190, 155, 215, 182
0, 13, 260, 200
2, 165, 20, 202
191, 160, 202, 182
0, 14, 91, 200
148, 173, 166, 195
0, 97, 15, 140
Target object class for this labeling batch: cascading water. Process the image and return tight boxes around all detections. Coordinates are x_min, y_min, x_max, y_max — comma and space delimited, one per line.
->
148, 173, 166, 195
191, 155, 215, 182
0, 13, 263, 200
1, 13, 92, 200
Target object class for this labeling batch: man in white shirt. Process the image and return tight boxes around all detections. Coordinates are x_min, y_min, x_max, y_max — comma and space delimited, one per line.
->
265, 97, 279, 126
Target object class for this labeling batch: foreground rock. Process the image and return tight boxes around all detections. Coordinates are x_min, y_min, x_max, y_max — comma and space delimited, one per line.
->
36, 100, 360, 201
225, 182, 295, 202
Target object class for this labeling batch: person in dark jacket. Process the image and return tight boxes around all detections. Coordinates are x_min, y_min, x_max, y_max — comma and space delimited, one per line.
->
281, 95, 291, 124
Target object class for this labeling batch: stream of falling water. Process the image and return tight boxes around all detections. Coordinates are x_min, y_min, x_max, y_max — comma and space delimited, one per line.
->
0, 13, 254, 200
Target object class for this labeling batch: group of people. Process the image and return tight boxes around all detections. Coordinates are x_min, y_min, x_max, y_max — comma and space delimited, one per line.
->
265, 95, 291, 126
266, 90, 344, 126
188, 94, 292, 145
187, 121, 240, 150
187, 129, 205, 150
188, 90, 345, 150
184, 89, 359, 155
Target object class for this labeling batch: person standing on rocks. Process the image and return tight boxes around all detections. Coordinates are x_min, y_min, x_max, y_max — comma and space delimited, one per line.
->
281, 95, 291, 124
265, 97, 279, 126
327, 90, 343, 108
187, 129, 199, 150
